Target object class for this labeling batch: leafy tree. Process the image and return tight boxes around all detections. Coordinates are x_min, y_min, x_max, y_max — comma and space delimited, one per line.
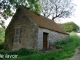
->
59, 22, 79, 32
40, 0, 75, 20
0, 0, 40, 28
0, 20, 5, 29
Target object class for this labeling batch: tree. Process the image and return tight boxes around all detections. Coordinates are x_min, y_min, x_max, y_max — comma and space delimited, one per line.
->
0, 0, 40, 28
40, 0, 75, 20
0, 20, 5, 29
59, 22, 79, 32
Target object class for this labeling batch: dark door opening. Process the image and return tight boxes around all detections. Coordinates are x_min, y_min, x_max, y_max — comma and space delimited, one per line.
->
43, 32, 48, 50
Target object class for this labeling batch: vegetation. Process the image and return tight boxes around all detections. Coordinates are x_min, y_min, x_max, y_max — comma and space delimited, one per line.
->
0, 28, 5, 42
0, 28, 5, 50
59, 22, 79, 32
0, 0, 75, 28
0, 0, 40, 28
40, 0, 75, 20
0, 42, 4, 50
0, 32, 80, 60
78, 47, 80, 54
0, 48, 36, 56
0, 0, 40, 18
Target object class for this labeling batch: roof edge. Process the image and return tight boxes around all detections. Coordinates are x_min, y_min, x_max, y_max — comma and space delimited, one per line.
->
39, 26, 69, 35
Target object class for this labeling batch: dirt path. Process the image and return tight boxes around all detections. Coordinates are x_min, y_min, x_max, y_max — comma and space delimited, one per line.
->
69, 47, 80, 60
65, 47, 80, 60
64, 34, 80, 60
68, 34, 80, 60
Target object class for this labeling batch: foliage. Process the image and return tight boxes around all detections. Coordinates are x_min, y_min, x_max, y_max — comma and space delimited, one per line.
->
0, 20, 5, 29
0, 42, 4, 50
0, 48, 36, 57
2, 32, 80, 60
0, 0, 40, 28
0, 28, 5, 50
40, 0, 75, 20
0, 28, 5, 43
78, 47, 80, 54
59, 22, 79, 32
17, 48, 36, 56
0, 0, 40, 19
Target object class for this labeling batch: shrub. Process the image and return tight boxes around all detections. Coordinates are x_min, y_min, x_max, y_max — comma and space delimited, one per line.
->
0, 42, 4, 50
17, 48, 36, 56
0, 28, 5, 50
0, 28, 5, 42
0, 48, 36, 56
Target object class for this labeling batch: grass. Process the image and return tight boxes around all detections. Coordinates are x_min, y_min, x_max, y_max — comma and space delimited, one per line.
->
1, 32, 80, 60
0, 28, 5, 50
0, 28, 5, 43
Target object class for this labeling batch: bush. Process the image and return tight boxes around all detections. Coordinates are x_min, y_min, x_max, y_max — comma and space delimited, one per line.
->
0, 42, 4, 50
54, 39, 72, 46
0, 48, 36, 56
0, 28, 5, 42
17, 48, 36, 56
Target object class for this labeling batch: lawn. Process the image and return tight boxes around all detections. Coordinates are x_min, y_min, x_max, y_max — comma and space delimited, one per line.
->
1, 32, 80, 60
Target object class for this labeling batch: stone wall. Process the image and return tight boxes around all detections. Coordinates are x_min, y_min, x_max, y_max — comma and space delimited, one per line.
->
5, 7, 69, 51
38, 27, 69, 50
5, 8, 38, 50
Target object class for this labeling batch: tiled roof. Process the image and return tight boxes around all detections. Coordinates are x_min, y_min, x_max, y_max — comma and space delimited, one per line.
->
19, 6, 68, 34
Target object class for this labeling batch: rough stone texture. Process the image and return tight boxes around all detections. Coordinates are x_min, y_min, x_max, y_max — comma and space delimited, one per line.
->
38, 27, 69, 50
5, 8, 38, 50
5, 7, 69, 51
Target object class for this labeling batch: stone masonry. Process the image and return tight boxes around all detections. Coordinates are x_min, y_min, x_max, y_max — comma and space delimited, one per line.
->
5, 6, 69, 51
5, 7, 38, 50
38, 27, 69, 50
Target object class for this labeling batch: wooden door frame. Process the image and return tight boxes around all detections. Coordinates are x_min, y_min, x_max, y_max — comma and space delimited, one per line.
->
43, 32, 48, 50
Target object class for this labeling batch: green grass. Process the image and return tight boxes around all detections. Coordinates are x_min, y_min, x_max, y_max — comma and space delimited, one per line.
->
2, 32, 80, 60
0, 28, 5, 43
0, 28, 5, 50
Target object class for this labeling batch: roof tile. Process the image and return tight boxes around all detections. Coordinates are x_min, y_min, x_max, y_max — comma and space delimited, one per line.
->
19, 6, 68, 34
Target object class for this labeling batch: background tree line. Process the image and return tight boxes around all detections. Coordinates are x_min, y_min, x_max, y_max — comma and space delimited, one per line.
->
59, 22, 79, 32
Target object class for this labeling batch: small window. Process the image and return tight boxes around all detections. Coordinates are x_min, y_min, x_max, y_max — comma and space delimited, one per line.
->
14, 27, 20, 43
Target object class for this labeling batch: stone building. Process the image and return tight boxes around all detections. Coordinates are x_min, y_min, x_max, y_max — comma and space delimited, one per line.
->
5, 6, 69, 51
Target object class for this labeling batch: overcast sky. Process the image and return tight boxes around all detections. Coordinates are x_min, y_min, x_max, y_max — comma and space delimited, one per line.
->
59, 0, 80, 26
5, 0, 80, 27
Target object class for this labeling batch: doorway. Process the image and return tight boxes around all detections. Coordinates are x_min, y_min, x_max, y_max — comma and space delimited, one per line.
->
43, 32, 48, 50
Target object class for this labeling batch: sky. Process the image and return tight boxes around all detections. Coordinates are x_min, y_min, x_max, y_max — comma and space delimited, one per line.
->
58, 0, 80, 26
5, 0, 80, 27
